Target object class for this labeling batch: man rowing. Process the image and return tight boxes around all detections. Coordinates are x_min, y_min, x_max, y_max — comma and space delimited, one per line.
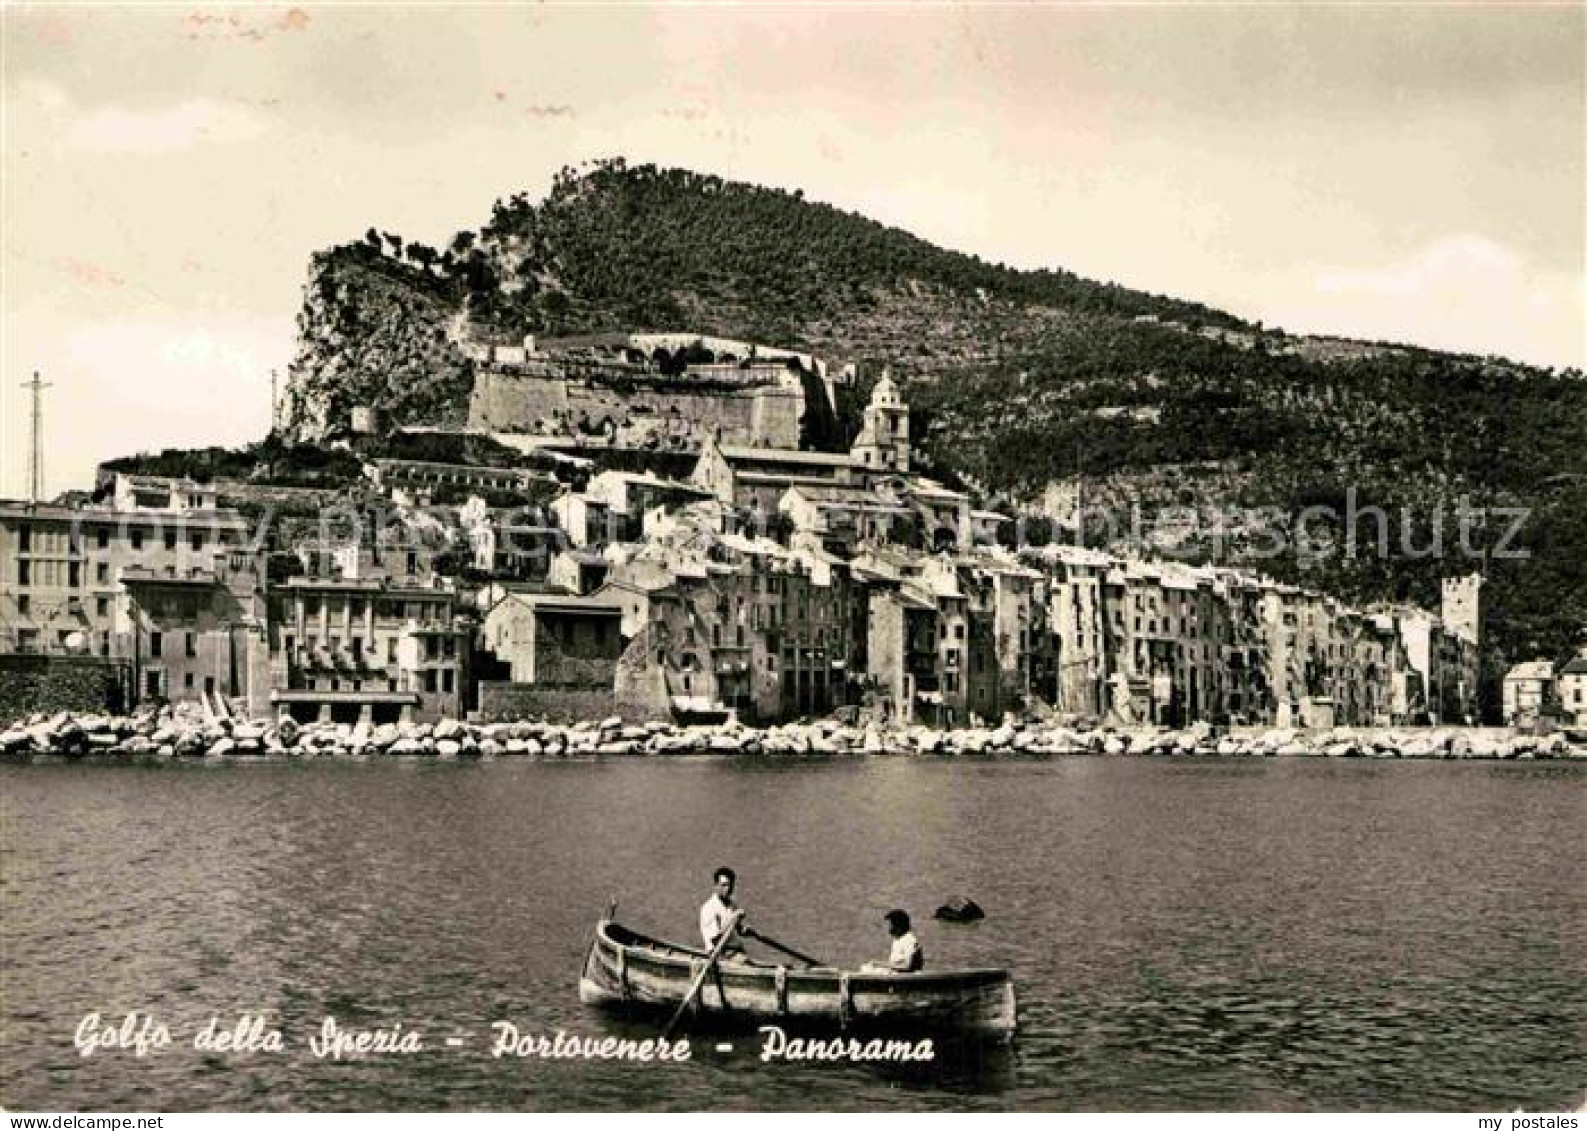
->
699, 866, 747, 958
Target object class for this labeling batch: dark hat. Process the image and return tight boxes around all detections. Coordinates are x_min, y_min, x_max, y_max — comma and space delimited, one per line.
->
884, 909, 911, 931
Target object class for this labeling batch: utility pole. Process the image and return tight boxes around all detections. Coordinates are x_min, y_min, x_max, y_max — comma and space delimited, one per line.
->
21, 371, 51, 503
270, 369, 278, 434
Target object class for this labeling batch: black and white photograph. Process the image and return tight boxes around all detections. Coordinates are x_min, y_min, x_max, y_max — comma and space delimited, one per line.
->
1, 2, 1584, 1116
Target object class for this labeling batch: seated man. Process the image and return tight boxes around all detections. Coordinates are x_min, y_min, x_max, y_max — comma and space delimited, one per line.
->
699, 866, 746, 958
863, 909, 924, 973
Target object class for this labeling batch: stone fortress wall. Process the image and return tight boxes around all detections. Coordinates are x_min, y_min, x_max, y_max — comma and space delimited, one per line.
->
467, 370, 803, 451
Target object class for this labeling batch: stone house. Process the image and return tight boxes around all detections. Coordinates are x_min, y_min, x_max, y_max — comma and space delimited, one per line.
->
481, 590, 624, 686
1502, 661, 1556, 726
1557, 653, 1587, 727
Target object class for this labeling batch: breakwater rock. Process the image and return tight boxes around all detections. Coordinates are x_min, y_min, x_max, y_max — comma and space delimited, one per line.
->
1, 707, 1582, 763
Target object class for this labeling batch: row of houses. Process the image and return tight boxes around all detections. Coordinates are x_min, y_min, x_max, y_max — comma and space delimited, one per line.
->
0, 376, 1507, 729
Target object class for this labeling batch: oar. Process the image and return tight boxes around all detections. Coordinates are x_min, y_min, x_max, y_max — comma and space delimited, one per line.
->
742, 926, 825, 968
662, 910, 742, 1038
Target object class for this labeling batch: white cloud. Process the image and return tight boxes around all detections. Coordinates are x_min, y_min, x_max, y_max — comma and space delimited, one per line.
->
66, 98, 271, 154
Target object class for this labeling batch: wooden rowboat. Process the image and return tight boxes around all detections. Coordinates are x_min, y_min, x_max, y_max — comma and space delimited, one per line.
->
578, 919, 1017, 1040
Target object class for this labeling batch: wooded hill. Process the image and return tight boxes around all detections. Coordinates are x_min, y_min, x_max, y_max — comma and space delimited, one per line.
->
275, 158, 1585, 680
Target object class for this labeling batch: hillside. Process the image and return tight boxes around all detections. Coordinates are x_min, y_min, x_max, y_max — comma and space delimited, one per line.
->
281, 158, 1587, 679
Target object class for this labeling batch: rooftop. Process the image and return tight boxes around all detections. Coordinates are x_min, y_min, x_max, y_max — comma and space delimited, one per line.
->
720, 445, 856, 469
498, 590, 625, 616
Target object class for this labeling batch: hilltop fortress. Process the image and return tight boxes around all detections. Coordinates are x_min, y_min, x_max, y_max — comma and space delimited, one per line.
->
459, 330, 837, 453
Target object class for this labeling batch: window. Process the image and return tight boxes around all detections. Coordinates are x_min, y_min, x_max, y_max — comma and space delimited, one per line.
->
164, 531, 177, 552
68, 562, 81, 588
185, 633, 196, 658
96, 597, 109, 617
441, 669, 454, 694
17, 595, 30, 616
190, 533, 203, 551
17, 561, 29, 586
96, 562, 109, 584
184, 672, 195, 689
96, 529, 109, 550
131, 530, 144, 551
149, 632, 162, 657
17, 525, 30, 551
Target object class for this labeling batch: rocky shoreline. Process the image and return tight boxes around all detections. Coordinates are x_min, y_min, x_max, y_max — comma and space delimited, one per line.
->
1, 707, 1582, 762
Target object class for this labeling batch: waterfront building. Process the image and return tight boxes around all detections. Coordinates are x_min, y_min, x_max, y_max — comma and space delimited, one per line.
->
861, 577, 940, 726
269, 539, 469, 724
606, 521, 859, 723
481, 589, 624, 685
1213, 569, 1272, 724
0, 493, 262, 710
120, 554, 268, 712
1558, 652, 1587, 727
966, 553, 1045, 717
1502, 661, 1557, 726
1022, 545, 1113, 718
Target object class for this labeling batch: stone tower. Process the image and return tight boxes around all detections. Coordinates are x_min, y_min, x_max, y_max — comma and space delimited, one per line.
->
1441, 573, 1483, 647
849, 369, 910, 473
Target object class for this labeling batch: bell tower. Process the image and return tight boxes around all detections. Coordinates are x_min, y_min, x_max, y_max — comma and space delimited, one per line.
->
850, 369, 909, 474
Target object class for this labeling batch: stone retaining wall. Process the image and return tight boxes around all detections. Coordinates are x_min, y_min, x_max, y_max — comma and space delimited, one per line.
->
477, 682, 648, 725
0, 654, 132, 725
4, 706, 1581, 763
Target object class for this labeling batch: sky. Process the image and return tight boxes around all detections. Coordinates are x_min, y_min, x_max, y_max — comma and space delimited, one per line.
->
3, 3, 1583, 498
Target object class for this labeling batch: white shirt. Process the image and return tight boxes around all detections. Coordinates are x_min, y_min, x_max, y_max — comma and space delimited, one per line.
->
700, 893, 737, 949
889, 931, 923, 972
